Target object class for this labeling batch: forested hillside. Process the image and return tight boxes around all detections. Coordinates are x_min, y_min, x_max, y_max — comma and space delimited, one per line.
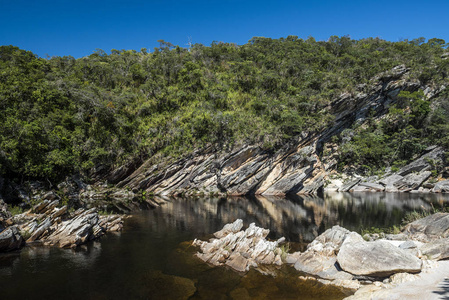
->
1, 36, 448, 183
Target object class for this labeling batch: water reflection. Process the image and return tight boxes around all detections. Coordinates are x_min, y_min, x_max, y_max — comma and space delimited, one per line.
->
156, 192, 449, 244
1, 192, 449, 299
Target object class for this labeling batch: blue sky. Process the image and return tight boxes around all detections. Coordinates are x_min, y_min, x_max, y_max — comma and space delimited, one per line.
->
1, 0, 448, 58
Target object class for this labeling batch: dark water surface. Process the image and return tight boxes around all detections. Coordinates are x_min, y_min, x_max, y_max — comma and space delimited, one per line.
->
1, 192, 449, 300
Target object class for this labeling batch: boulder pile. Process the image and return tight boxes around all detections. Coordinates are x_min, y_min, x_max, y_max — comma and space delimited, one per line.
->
194, 215, 449, 297
193, 219, 286, 272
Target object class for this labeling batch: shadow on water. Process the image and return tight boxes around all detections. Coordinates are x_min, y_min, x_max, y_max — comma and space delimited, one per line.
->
434, 278, 449, 300
1, 192, 449, 299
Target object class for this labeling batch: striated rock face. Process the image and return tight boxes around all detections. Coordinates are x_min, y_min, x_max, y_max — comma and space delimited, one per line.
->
115, 143, 326, 197
94, 65, 446, 197
13, 200, 124, 249
336, 233, 422, 277
193, 220, 286, 272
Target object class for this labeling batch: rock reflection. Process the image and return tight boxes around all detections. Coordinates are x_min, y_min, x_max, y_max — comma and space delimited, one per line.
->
156, 192, 449, 244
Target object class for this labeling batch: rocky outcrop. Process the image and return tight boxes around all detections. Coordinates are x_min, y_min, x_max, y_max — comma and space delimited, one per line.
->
287, 227, 423, 280
193, 220, 286, 272
110, 138, 447, 197
194, 214, 449, 297
330, 146, 447, 194
0, 198, 25, 252
13, 200, 124, 248
114, 143, 326, 197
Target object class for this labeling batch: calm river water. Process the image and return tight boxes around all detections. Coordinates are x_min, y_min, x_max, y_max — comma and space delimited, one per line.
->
1, 192, 449, 299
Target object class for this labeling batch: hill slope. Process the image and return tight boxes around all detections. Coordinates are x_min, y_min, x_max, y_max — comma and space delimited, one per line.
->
0, 36, 449, 199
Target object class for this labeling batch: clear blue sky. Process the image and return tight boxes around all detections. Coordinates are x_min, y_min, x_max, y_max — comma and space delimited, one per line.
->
1, 0, 448, 58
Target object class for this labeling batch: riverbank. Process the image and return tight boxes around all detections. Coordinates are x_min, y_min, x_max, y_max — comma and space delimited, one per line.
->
193, 212, 449, 299
0, 197, 126, 252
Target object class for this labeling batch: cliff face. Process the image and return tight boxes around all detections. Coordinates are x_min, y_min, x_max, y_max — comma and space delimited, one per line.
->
111, 142, 324, 196
99, 65, 447, 196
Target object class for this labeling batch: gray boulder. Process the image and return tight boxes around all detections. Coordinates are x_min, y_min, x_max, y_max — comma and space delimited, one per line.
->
294, 251, 353, 280
432, 180, 449, 193
395, 171, 431, 191
358, 182, 385, 191
337, 233, 422, 277
403, 213, 449, 238
310, 225, 351, 249
289, 226, 353, 280
398, 240, 420, 257
338, 179, 361, 192
0, 226, 24, 252
419, 238, 449, 260
379, 174, 403, 186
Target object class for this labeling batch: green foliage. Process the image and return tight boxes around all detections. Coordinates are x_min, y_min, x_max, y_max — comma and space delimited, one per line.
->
8, 205, 23, 216
402, 204, 449, 224
0, 36, 449, 182
20, 230, 32, 240
279, 243, 291, 262
339, 88, 449, 173
360, 225, 401, 236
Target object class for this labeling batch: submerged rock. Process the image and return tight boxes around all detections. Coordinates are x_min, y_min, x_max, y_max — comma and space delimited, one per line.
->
144, 271, 196, 300
193, 220, 285, 272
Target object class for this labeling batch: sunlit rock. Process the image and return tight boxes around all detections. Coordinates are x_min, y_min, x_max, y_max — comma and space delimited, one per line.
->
193, 220, 286, 272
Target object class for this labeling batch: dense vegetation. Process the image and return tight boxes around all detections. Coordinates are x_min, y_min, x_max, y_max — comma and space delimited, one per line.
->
0, 36, 448, 182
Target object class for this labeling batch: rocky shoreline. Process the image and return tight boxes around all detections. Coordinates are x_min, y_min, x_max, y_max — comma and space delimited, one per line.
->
193, 214, 449, 299
0, 198, 125, 252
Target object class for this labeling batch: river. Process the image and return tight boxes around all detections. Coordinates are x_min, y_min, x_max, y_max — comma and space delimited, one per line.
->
1, 192, 448, 299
